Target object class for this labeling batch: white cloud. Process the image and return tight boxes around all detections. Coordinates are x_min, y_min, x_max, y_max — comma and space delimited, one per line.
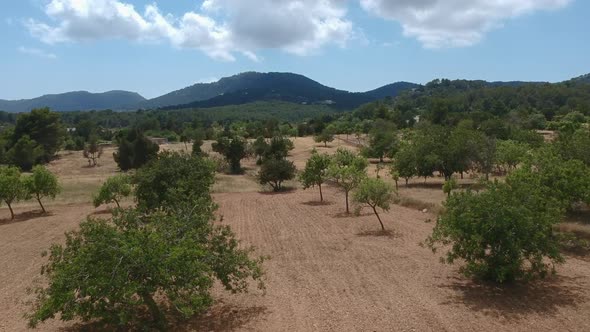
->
18, 46, 57, 59
359, 0, 572, 48
26, 0, 353, 61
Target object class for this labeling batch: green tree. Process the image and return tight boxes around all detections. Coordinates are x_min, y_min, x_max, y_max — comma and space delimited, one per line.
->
27, 207, 264, 330
258, 158, 296, 192
442, 178, 458, 197
7, 135, 44, 171
390, 169, 400, 190
134, 152, 215, 212
314, 129, 335, 147
363, 122, 397, 162
329, 148, 368, 214
299, 150, 331, 201
393, 141, 416, 185
353, 178, 396, 231
252, 136, 268, 164
24, 166, 60, 213
113, 130, 160, 171
212, 136, 247, 174
93, 175, 133, 209
13, 108, 65, 162
495, 140, 529, 173
0, 166, 26, 220
83, 135, 103, 167
426, 179, 564, 283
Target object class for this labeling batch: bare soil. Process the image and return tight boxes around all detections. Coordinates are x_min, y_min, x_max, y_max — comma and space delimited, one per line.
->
1, 138, 590, 331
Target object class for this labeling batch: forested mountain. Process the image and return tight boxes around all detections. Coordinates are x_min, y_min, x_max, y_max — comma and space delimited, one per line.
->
0, 91, 146, 113
146, 72, 420, 110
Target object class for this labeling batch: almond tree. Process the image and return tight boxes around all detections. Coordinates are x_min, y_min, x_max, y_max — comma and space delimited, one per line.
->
299, 150, 332, 202
354, 177, 396, 231
0, 166, 26, 220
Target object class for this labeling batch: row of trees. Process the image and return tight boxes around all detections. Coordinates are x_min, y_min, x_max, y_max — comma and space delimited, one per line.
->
0, 165, 60, 219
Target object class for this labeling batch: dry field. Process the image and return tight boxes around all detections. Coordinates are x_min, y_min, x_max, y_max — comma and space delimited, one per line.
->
1, 137, 590, 331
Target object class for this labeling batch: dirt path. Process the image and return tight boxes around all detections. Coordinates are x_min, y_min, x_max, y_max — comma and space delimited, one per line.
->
1, 160, 590, 330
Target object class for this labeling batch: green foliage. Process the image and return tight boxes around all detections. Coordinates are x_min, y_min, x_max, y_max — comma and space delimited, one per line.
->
113, 130, 160, 171
353, 178, 396, 231
134, 152, 216, 212
83, 135, 103, 167
0, 166, 26, 220
442, 178, 458, 197
212, 136, 247, 174
28, 207, 264, 329
12, 108, 65, 163
93, 175, 133, 209
393, 141, 416, 185
258, 158, 296, 192
7, 135, 44, 171
299, 150, 332, 201
329, 148, 368, 214
314, 129, 335, 147
24, 166, 60, 213
495, 140, 529, 172
427, 179, 564, 283
363, 121, 397, 161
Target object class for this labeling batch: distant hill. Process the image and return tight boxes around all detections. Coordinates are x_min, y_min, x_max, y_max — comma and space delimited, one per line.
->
154, 72, 420, 111
569, 73, 590, 84
0, 91, 146, 113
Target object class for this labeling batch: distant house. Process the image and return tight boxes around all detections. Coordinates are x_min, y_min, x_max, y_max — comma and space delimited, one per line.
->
148, 137, 169, 145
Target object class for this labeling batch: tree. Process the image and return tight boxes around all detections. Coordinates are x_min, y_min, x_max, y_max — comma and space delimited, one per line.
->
314, 129, 334, 147
258, 158, 296, 192
363, 122, 397, 162
329, 148, 368, 214
442, 178, 458, 197
212, 136, 247, 174
0, 166, 26, 220
134, 152, 216, 212
252, 136, 269, 164
24, 166, 60, 213
7, 135, 44, 171
83, 136, 103, 167
393, 141, 416, 185
299, 150, 331, 201
353, 178, 396, 231
426, 179, 564, 283
113, 130, 160, 171
495, 140, 529, 173
263, 136, 293, 160
28, 207, 264, 330
13, 107, 65, 163
390, 169, 400, 190
93, 175, 133, 209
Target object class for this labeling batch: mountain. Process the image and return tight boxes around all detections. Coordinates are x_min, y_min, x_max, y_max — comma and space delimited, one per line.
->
152, 72, 421, 111
0, 90, 146, 113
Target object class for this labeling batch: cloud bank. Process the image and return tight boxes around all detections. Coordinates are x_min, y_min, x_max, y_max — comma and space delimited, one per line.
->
25, 0, 571, 59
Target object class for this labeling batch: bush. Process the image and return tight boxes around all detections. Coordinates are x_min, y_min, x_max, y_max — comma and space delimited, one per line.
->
258, 158, 296, 192
24, 165, 61, 213
93, 175, 133, 209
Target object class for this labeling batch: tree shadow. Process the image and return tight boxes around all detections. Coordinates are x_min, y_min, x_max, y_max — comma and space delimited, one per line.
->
175, 302, 268, 331
356, 229, 400, 238
439, 276, 588, 322
301, 200, 333, 206
58, 302, 269, 332
0, 210, 52, 226
258, 187, 297, 195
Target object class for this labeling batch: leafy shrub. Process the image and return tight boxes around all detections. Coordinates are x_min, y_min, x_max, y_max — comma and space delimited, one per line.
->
258, 158, 296, 192
93, 175, 133, 209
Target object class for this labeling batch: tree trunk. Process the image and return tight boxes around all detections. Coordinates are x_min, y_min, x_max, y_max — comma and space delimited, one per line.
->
141, 292, 166, 331
372, 206, 385, 231
405, 178, 409, 186
319, 184, 323, 202
6, 201, 14, 220
345, 191, 350, 214
113, 198, 121, 209
324, 141, 327, 147
460, 172, 464, 179
36, 194, 46, 214
485, 172, 489, 181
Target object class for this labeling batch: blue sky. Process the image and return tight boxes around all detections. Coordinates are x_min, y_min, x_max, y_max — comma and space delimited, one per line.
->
1, 0, 588, 100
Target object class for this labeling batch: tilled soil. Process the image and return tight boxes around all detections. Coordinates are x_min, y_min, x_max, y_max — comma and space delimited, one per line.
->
1, 180, 590, 331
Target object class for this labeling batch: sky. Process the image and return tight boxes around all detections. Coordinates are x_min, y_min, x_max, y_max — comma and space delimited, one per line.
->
0, 0, 588, 100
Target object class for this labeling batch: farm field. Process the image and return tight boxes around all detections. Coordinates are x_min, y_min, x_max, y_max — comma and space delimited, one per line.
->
1, 137, 590, 331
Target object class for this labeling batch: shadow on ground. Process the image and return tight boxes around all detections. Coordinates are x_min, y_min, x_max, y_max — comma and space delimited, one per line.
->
440, 276, 587, 322
0, 210, 52, 226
